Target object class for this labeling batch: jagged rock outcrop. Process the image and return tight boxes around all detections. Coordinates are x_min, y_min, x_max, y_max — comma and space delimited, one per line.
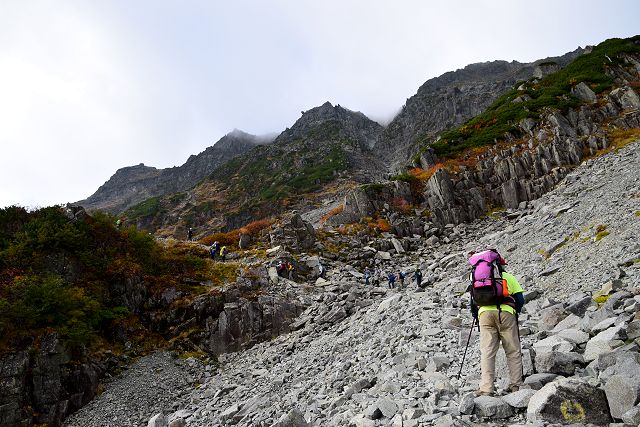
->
78, 129, 272, 214
270, 214, 316, 252
329, 181, 412, 225
377, 49, 586, 170
423, 82, 640, 226
288, 102, 382, 150
0, 334, 101, 427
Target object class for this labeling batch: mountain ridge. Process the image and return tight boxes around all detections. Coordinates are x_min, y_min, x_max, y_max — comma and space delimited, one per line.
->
77, 130, 275, 214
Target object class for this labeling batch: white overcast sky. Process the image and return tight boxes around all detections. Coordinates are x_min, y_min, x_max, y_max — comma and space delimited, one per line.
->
0, 1, 638, 209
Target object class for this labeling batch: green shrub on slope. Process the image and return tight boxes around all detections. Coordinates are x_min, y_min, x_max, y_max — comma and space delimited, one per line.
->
428, 36, 640, 158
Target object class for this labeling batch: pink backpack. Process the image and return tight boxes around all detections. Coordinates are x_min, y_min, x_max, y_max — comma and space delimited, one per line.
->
468, 249, 512, 307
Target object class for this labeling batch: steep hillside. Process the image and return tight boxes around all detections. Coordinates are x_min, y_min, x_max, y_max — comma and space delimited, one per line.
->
0, 205, 305, 427
66, 140, 640, 426
335, 36, 640, 228
78, 130, 272, 214
378, 48, 586, 170
124, 103, 384, 235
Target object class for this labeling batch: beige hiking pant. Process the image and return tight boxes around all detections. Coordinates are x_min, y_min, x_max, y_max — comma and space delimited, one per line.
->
478, 310, 523, 393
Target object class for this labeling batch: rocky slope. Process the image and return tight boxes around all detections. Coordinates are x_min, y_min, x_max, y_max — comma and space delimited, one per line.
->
78, 129, 273, 214
64, 140, 640, 426
377, 48, 586, 171
337, 40, 640, 229
82, 47, 585, 224
124, 103, 385, 235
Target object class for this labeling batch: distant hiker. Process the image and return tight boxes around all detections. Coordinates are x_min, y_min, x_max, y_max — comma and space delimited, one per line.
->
467, 249, 525, 396
287, 262, 294, 280
220, 245, 227, 261
398, 270, 406, 288
115, 218, 122, 229
209, 241, 219, 260
188, 227, 193, 241
374, 267, 382, 286
387, 272, 396, 289
318, 263, 325, 279
276, 260, 286, 277
364, 269, 370, 286
414, 268, 423, 288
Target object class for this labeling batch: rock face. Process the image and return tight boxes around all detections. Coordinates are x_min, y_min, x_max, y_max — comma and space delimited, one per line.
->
270, 214, 317, 253
207, 295, 305, 355
78, 129, 272, 214
0, 334, 101, 427
377, 49, 585, 170
332, 181, 413, 224
422, 80, 640, 226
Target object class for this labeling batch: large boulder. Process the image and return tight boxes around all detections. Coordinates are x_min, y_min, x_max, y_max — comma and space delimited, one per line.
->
535, 351, 584, 376
526, 379, 612, 425
269, 213, 316, 253
473, 396, 513, 419
609, 86, 640, 110
603, 374, 640, 419
584, 324, 626, 362
271, 409, 310, 427
571, 82, 597, 103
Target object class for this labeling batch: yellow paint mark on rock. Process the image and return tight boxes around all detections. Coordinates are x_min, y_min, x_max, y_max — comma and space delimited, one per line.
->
560, 400, 586, 423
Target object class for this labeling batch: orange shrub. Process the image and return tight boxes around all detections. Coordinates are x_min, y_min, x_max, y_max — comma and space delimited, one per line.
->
391, 197, 412, 214
408, 163, 444, 181
320, 205, 344, 225
199, 230, 240, 248
368, 218, 391, 233
239, 218, 276, 236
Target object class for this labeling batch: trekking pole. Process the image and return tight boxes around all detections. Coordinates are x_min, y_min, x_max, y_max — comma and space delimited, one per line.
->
516, 312, 525, 379
457, 316, 476, 380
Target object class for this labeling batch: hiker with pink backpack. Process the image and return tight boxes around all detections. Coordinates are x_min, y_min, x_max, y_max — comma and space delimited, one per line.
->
458, 249, 526, 396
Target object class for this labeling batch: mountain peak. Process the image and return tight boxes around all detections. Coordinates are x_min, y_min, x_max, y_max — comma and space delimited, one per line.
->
227, 128, 254, 139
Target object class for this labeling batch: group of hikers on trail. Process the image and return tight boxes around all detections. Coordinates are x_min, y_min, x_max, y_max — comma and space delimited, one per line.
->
276, 260, 295, 280
363, 267, 422, 289
209, 241, 227, 261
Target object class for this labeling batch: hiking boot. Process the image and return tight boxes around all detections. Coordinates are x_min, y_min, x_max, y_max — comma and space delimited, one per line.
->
508, 384, 528, 393
474, 390, 493, 397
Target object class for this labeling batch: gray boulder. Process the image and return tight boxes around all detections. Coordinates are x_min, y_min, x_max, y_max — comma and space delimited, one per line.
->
459, 392, 475, 415
502, 388, 537, 409
603, 374, 640, 419
557, 328, 589, 345
535, 351, 584, 376
538, 304, 568, 331
571, 82, 597, 103
622, 406, 640, 425
269, 214, 316, 253
271, 409, 310, 427
597, 351, 640, 381
524, 373, 560, 390
148, 413, 168, 427
584, 325, 626, 362
533, 335, 575, 353
609, 86, 640, 110
526, 379, 612, 425
566, 297, 595, 317
473, 395, 514, 419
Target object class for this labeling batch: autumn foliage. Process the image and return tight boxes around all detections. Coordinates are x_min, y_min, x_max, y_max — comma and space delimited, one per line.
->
368, 217, 391, 233
320, 205, 344, 225
408, 163, 444, 181
239, 218, 276, 236
199, 230, 240, 248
